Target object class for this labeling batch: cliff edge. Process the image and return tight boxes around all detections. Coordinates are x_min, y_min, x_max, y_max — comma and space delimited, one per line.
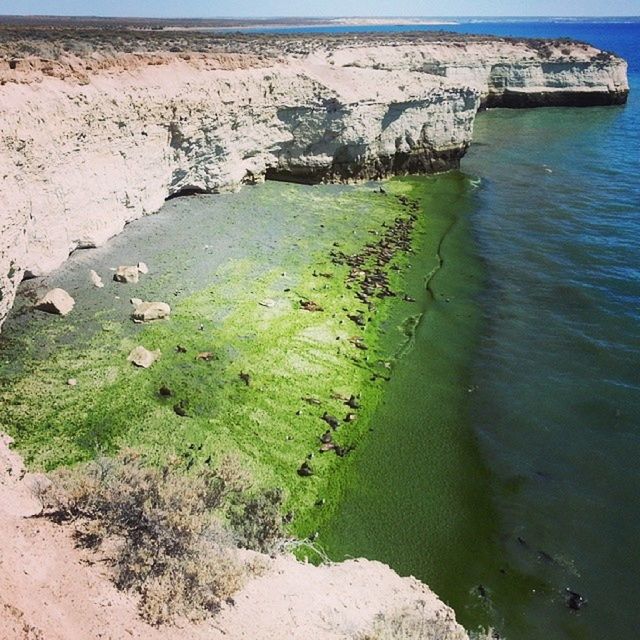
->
0, 432, 468, 640
0, 29, 629, 329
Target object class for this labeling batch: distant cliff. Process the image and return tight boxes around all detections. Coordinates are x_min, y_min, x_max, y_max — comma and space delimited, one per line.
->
0, 32, 629, 329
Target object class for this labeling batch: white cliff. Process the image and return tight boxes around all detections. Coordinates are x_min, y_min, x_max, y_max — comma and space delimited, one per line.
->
0, 34, 629, 329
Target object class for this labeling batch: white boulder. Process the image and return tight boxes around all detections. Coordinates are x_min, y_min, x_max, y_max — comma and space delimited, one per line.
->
127, 346, 160, 368
113, 266, 139, 284
89, 270, 104, 288
35, 288, 75, 316
132, 301, 171, 322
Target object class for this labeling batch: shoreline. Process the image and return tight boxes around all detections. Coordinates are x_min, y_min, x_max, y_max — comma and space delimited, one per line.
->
0, 172, 497, 634
319, 173, 503, 634
164, 19, 459, 32
0, 179, 434, 539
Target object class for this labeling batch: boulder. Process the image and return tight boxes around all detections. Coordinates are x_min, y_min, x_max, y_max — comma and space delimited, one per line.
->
137, 261, 149, 274
130, 297, 143, 306
113, 266, 139, 284
127, 346, 159, 368
132, 301, 171, 322
89, 270, 104, 288
35, 288, 75, 316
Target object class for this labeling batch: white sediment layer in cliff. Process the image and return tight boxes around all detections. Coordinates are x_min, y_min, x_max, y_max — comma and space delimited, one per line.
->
0, 38, 629, 328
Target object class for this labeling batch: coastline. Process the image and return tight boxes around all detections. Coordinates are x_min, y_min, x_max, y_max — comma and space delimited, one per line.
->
0, 172, 496, 633
319, 173, 502, 633
0, 178, 439, 538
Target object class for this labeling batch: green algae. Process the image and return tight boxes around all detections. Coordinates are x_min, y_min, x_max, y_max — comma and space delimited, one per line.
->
0, 178, 431, 537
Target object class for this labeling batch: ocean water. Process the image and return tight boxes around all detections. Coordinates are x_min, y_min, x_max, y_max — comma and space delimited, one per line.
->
463, 21, 640, 640
299, 20, 639, 640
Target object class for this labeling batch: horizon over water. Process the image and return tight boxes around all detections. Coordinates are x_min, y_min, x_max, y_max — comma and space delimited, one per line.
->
260, 19, 639, 640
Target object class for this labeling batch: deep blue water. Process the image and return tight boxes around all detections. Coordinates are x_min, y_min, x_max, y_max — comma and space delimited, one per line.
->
461, 21, 640, 640
242, 19, 639, 638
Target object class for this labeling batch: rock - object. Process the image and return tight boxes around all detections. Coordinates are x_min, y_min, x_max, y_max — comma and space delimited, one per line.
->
137, 261, 149, 274
0, 34, 629, 331
127, 346, 160, 368
113, 266, 140, 284
35, 288, 75, 316
131, 301, 171, 322
89, 270, 104, 288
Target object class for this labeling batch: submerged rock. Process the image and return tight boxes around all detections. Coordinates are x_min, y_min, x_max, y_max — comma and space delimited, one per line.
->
35, 288, 75, 316
565, 589, 587, 611
113, 266, 139, 284
131, 301, 171, 322
127, 346, 159, 368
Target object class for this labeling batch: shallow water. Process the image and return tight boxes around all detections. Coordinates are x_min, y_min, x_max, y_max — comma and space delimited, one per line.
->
324, 21, 640, 640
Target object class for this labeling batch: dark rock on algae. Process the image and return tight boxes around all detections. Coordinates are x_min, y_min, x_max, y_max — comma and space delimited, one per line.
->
297, 461, 313, 477
346, 395, 361, 409
322, 412, 340, 430
173, 402, 189, 417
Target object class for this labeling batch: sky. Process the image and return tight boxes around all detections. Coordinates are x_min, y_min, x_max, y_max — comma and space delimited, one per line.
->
0, 0, 638, 18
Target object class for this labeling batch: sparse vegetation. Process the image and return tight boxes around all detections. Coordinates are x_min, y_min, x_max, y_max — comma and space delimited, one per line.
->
0, 16, 599, 66
356, 603, 470, 640
37, 451, 285, 624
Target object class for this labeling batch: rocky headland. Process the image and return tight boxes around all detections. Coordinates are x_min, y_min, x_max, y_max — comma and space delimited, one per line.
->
0, 25, 629, 331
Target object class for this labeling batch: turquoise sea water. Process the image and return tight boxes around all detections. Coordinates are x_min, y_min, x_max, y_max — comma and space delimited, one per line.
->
261, 21, 639, 639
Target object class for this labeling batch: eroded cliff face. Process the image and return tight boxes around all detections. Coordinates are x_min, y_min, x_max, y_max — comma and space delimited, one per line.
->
0, 36, 629, 329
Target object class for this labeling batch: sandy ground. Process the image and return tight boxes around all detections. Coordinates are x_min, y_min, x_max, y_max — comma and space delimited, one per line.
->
0, 433, 466, 640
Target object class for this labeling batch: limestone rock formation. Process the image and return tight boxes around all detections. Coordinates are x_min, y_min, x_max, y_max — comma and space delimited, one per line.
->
35, 288, 75, 316
0, 33, 629, 331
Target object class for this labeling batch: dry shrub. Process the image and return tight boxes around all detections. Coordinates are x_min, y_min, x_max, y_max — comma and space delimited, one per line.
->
357, 602, 471, 640
229, 487, 286, 554
38, 451, 276, 625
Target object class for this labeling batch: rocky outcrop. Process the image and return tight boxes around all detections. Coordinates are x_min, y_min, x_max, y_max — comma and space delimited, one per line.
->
0, 34, 629, 330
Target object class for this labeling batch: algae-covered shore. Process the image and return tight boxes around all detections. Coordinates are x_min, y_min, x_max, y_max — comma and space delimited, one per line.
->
0, 176, 479, 544
0, 173, 507, 639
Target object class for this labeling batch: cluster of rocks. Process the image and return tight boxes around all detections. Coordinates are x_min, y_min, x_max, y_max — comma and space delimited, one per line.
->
330, 193, 420, 348
297, 394, 361, 478
34, 260, 171, 370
